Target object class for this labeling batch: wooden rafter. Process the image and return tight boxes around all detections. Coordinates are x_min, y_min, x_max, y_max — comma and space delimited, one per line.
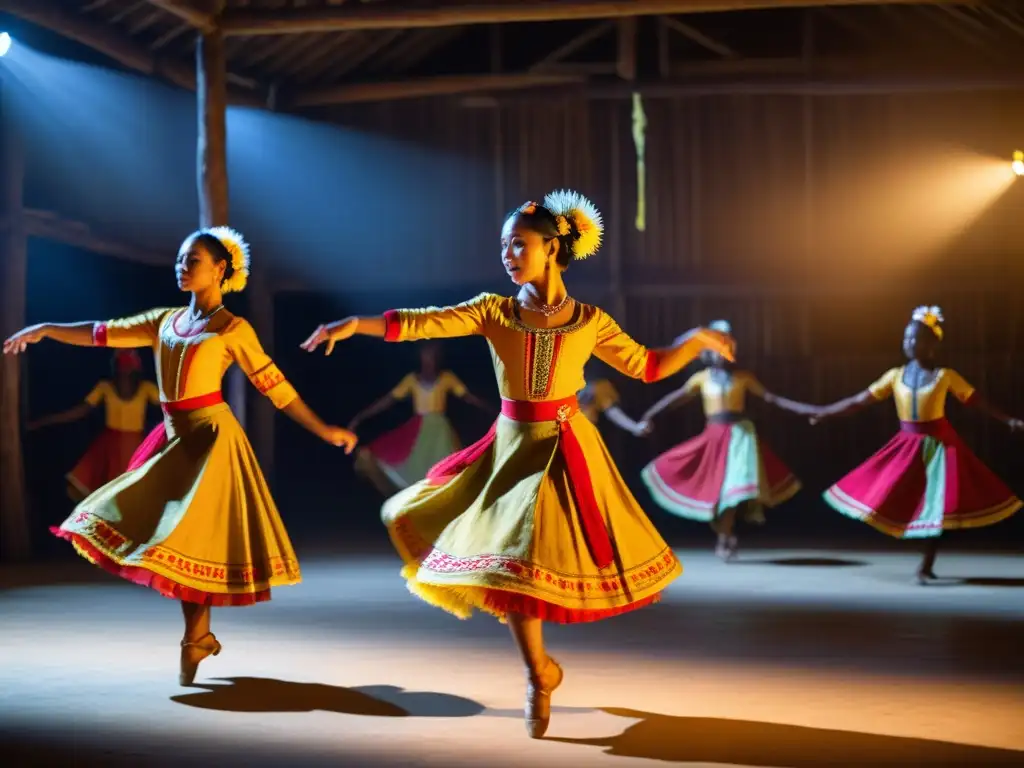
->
289, 72, 588, 107
21, 209, 166, 266
0, 0, 264, 107
660, 15, 738, 58
528, 21, 614, 73
142, 0, 217, 32
219, 1, 979, 37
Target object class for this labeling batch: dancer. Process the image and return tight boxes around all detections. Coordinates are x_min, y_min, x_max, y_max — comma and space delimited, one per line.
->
29, 350, 160, 501
3, 227, 356, 684
350, 343, 492, 494
812, 305, 1022, 582
578, 362, 649, 436
640, 320, 812, 560
301, 190, 732, 738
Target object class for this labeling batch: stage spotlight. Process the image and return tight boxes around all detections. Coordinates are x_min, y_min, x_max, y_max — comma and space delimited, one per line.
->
0, 33, 11, 57
1013, 150, 1024, 177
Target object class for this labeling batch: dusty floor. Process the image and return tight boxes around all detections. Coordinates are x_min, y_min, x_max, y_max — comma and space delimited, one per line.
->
1, 548, 1022, 767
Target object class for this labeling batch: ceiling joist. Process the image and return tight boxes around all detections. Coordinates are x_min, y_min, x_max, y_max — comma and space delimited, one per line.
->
219, 0, 979, 37
0, 0, 263, 107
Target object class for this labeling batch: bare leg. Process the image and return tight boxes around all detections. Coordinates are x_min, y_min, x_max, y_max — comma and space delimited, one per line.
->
179, 601, 221, 685
507, 612, 563, 739
917, 537, 940, 583
712, 506, 739, 560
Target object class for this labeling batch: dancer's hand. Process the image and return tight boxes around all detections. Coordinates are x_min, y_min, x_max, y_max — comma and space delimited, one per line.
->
322, 425, 358, 453
1008, 418, 1024, 433
634, 420, 653, 437
3, 324, 48, 355
300, 318, 357, 355
679, 328, 735, 362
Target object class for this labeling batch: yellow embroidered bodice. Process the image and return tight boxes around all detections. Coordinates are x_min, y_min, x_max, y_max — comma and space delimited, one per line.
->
682, 369, 764, 416
868, 366, 975, 422
85, 380, 160, 432
384, 293, 659, 402
391, 370, 467, 415
94, 308, 298, 410
579, 379, 620, 423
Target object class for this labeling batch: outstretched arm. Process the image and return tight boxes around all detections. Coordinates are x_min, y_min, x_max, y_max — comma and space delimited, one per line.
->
5, 322, 97, 353
642, 385, 698, 422
967, 394, 1024, 431
810, 390, 876, 425
591, 309, 733, 384
760, 392, 823, 417
28, 402, 93, 430
458, 390, 494, 413
301, 294, 494, 355
811, 368, 898, 425
349, 392, 398, 430
945, 371, 1024, 431
604, 404, 649, 436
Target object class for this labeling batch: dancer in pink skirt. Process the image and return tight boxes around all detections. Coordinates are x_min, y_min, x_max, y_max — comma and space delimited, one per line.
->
640, 320, 816, 560
813, 306, 1023, 582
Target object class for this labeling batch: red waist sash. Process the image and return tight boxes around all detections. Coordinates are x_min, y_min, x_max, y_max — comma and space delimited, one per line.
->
160, 391, 224, 415
426, 395, 613, 568
899, 418, 954, 439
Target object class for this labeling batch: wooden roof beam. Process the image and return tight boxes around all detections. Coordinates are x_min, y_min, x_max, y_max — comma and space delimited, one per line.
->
220, 0, 979, 37
143, 1, 218, 33
0, 0, 264, 108
289, 72, 588, 107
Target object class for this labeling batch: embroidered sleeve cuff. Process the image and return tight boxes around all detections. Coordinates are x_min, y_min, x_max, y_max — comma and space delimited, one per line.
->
643, 350, 661, 383
383, 310, 402, 342
248, 363, 298, 410
92, 322, 109, 347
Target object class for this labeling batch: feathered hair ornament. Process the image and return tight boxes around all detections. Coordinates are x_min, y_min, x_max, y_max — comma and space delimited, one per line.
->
204, 226, 250, 294
911, 305, 944, 340
542, 189, 604, 260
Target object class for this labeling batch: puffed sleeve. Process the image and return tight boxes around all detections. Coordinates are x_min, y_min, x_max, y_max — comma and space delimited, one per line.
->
228, 319, 299, 410
868, 368, 899, 400
737, 371, 766, 398
592, 379, 620, 411
84, 381, 109, 406
390, 373, 417, 400
141, 380, 161, 406
943, 369, 976, 404
592, 308, 660, 382
441, 370, 468, 398
383, 293, 495, 342
92, 308, 174, 349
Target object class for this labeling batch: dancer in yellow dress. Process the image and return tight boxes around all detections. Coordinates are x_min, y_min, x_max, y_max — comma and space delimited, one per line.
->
302, 190, 732, 738
29, 350, 160, 501
4, 227, 356, 685
350, 343, 492, 494
640, 320, 813, 560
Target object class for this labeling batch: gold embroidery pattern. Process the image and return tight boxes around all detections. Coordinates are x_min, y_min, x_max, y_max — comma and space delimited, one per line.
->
530, 331, 556, 397
68, 511, 300, 586
509, 301, 589, 399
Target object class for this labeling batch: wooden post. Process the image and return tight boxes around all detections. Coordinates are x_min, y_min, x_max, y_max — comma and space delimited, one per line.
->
195, 10, 273, 474
0, 80, 31, 562
197, 27, 229, 229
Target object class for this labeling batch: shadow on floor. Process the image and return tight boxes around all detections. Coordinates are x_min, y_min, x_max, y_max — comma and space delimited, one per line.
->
550, 708, 1023, 766
734, 557, 868, 567
171, 676, 484, 718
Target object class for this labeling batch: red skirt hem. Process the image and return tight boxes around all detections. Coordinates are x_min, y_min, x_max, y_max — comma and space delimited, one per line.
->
50, 527, 271, 607
482, 589, 662, 624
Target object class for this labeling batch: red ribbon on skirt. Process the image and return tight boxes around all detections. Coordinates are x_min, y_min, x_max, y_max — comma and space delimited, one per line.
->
425, 394, 614, 569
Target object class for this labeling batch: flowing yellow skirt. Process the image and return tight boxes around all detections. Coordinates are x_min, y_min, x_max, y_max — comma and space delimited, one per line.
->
383, 411, 680, 623
52, 402, 300, 605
